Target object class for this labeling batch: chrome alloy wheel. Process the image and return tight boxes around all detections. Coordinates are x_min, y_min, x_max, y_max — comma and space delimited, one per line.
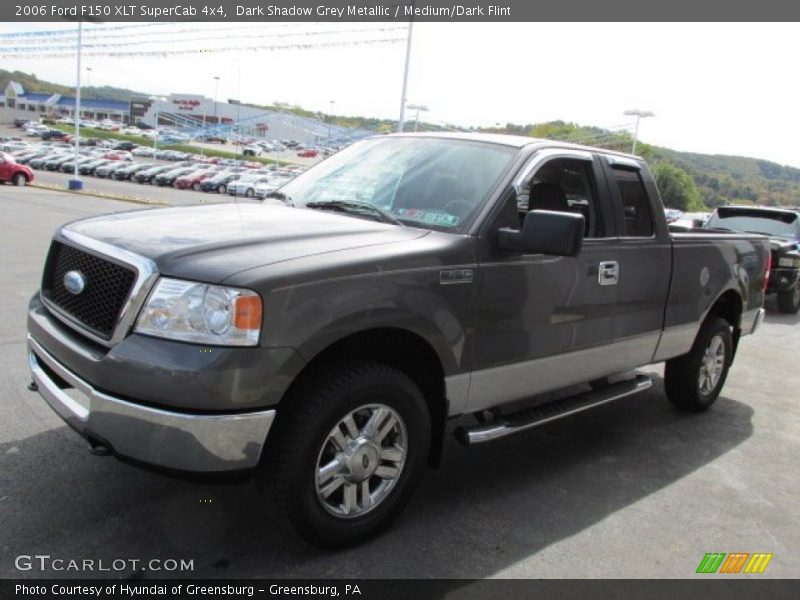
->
315, 404, 407, 519
698, 334, 725, 395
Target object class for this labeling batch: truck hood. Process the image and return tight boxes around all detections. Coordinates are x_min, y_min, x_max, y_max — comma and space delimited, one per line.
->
65, 203, 429, 283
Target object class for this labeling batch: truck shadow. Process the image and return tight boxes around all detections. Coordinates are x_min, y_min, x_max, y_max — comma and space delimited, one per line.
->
1, 376, 753, 580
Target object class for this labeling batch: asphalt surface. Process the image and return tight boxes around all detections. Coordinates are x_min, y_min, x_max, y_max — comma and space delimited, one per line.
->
1, 186, 798, 579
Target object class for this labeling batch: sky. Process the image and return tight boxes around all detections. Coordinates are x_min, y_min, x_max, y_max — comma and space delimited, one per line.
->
1, 21, 799, 167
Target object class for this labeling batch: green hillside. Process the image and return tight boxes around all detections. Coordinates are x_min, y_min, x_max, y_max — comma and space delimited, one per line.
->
0, 69, 148, 102
3, 70, 798, 208
480, 121, 800, 209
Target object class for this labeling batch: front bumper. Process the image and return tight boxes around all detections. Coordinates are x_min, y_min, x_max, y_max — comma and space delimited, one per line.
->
28, 335, 275, 472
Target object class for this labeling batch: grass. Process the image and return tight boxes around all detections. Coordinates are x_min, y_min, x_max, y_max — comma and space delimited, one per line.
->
48, 124, 286, 166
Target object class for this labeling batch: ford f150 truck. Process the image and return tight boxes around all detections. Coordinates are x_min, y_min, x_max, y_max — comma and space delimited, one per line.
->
26, 134, 769, 546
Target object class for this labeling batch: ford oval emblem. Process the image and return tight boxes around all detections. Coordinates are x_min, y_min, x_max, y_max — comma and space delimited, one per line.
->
63, 270, 86, 295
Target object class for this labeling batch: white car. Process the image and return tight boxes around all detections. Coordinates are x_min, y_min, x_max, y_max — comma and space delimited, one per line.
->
254, 175, 294, 199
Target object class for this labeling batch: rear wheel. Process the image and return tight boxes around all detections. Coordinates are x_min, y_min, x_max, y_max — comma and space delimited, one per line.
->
245, 188, 254, 197
257, 361, 430, 547
12, 173, 27, 186
217, 184, 226, 194
777, 280, 800, 314
192, 182, 202, 191
664, 317, 732, 412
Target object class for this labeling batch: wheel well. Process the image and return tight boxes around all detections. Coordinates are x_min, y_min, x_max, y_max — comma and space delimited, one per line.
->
705, 290, 743, 358
706, 290, 743, 329
290, 328, 448, 468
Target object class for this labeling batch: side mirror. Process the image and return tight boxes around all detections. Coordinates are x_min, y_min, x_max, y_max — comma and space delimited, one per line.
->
498, 210, 584, 257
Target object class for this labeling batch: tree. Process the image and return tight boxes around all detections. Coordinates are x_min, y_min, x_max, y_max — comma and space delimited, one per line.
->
653, 162, 707, 212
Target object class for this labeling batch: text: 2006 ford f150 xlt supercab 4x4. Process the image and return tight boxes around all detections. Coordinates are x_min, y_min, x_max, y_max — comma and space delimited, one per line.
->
27, 134, 770, 546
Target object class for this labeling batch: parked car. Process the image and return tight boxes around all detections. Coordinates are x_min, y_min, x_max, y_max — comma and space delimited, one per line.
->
110, 162, 154, 180
0, 151, 33, 185
200, 171, 244, 193
111, 141, 138, 151
174, 169, 218, 191
705, 205, 800, 313
154, 166, 197, 187
133, 164, 173, 184
25, 134, 770, 547
78, 159, 114, 176
227, 175, 272, 197
41, 129, 68, 141
297, 149, 319, 158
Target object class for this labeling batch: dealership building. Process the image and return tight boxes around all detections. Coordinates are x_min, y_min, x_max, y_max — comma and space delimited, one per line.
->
1, 80, 371, 144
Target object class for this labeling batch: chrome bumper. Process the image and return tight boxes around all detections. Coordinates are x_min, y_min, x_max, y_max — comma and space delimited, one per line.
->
27, 335, 276, 473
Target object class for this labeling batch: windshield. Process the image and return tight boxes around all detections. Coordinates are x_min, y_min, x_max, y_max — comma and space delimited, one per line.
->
275, 136, 517, 232
706, 208, 799, 239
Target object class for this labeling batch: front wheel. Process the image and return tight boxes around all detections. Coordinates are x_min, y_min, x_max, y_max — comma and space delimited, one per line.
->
257, 361, 431, 547
12, 173, 27, 186
664, 317, 732, 412
777, 280, 800, 314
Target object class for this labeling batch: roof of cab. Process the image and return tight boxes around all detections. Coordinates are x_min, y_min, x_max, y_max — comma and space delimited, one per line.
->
387, 131, 643, 161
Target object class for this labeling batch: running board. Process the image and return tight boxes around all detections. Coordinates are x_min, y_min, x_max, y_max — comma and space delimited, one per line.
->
455, 374, 653, 445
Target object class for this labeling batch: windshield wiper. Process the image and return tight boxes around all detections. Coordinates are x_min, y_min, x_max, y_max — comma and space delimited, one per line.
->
305, 200, 404, 226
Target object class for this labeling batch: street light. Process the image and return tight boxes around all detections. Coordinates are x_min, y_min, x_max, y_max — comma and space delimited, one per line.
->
85, 66, 92, 99
406, 103, 429, 132
149, 95, 167, 153
69, 19, 84, 191
397, 20, 414, 132
623, 109, 654, 154
213, 76, 220, 123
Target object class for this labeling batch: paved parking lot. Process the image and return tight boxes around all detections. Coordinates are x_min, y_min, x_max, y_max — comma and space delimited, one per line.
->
1, 186, 798, 579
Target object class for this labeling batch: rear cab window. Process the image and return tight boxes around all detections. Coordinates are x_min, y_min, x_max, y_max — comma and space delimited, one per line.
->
609, 165, 655, 237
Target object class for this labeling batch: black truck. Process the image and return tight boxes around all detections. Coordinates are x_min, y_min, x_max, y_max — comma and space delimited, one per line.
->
704, 205, 800, 313
27, 134, 770, 546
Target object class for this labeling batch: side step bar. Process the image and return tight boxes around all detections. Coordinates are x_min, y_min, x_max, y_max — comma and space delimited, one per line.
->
455, 374, 653, 445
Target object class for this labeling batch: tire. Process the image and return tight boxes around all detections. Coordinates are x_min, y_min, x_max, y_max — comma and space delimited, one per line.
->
245, 188, 254, 197
217, 185, 226, 194
664, 317, 732, 412
777, 280, 800, 314
192, 182, 201, 191
257, 360, 431, 547
12, 173, 27, 187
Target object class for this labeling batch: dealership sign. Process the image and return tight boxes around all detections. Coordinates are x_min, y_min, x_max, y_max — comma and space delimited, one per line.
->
172, 99, 201, 111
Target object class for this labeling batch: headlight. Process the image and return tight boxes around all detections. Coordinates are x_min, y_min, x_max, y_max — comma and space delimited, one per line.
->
135, 278, 262, 346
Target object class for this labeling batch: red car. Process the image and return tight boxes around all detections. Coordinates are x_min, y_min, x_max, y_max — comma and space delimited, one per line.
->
174, 169, 217, 191
0, 151, 34, 186
297, 149, 319, 158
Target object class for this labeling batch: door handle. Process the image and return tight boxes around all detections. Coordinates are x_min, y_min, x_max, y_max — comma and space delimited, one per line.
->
598, 261, 619, 286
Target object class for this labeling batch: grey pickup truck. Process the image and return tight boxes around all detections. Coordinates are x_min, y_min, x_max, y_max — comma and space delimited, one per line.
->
27, 133, 770, 546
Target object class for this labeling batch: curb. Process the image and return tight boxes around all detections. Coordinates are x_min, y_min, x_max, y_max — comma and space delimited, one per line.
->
30, 182, 170, 207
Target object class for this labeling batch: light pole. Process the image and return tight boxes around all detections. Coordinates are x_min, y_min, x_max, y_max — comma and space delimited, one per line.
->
624, 109, 654, 154
406, 103, 429, 132
328, 100, 335, 140
85, 66, 92, 99
149, 95, 167, 153
213, 76, 220, 124
397, 19, 414, 132
69, 19, 83, 191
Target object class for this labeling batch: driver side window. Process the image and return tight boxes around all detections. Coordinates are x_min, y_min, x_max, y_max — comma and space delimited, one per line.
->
516, 157, 604, 238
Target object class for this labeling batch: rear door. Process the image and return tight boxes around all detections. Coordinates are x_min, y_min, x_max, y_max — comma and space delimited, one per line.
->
600, 156, 671, 358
